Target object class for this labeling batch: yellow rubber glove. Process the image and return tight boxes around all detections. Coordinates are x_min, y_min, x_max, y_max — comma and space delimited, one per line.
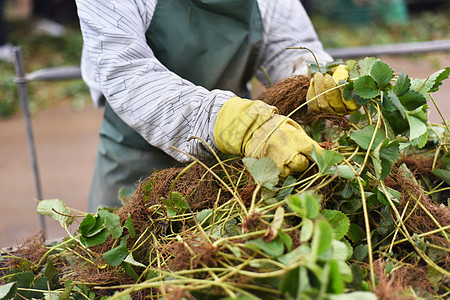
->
215, 97, 322, 177
307, 64, 359, 115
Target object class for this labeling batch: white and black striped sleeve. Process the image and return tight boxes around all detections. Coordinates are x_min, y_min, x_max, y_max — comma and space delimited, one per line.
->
255, 0, 332, 84
76, 0, 235, 162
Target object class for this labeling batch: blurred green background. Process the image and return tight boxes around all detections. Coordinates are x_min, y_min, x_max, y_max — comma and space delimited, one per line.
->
0, 0, 449, 118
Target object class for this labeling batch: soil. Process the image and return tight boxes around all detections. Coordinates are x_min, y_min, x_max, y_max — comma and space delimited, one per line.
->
1, 54, 449, 248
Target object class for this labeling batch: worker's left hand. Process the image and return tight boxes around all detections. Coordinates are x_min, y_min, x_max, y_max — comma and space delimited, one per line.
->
306, 64, 360, 115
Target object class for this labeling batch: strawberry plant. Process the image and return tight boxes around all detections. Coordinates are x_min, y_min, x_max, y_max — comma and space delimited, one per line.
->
0, 57, 449, 299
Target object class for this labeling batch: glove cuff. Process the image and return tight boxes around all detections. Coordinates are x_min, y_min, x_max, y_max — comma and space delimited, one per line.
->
214, 97, 278, 155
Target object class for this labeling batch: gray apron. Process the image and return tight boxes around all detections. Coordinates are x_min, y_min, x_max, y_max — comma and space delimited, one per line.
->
89, 0, 263, 211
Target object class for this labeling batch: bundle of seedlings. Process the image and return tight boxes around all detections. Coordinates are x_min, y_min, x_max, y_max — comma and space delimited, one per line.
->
1, 57, 449, 300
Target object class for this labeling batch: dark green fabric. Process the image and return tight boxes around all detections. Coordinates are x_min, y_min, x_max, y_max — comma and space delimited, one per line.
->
146, 0, 263, 95
89, 102, 182, 211
90, 0, 263, 211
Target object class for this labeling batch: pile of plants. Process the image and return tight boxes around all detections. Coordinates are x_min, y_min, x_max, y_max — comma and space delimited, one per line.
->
1, 57, 449, 299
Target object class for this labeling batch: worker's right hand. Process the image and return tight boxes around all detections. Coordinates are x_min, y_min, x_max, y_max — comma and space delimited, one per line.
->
306, 64, 360, 115
214, 97, 322, 177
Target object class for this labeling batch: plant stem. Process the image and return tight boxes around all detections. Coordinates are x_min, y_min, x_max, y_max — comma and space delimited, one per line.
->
356, 175, 376, 290
380, 182, 450, 278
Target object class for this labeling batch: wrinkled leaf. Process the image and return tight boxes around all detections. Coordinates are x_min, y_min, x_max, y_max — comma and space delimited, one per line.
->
37, 199, 74, 227
243, 157, 279, 190
429, 67, 450, 92
370, 61, 394, 89
196, 209, 213, 225
384, 90, 405, 118
276, 175, 296, 201
311, 148, 344, 173
99, 209, 123, 239
393, 69, 410, 96
354, 75, 379, 99
321, 209, 350, 240
357, 57, 379, 76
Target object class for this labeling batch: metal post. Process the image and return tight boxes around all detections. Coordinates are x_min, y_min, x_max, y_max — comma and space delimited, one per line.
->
12, 47, 47, 236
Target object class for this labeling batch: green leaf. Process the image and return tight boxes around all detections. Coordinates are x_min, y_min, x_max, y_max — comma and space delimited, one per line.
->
311, 148, 344, 173
278, 244, 310, 265
328, 291, 377, 300
80, 228, 109, 247
327, 260, 345, 294
111, 292, 133, 300
321, 209, 350, 240
276, 176, 296, 201
350, 125, 385, 150
332, 240, 352, 261
245, 236, 285, 257
324, 165, 355, 179
347, 59, 359, 78
124, 214, 136, 238
353, 244, 368, 261
122, 262, 139, 281
43, 260, 59, 284
123, 253, 146, 268
431, 169, 450, 185
37, 199, 74, 227
393, 69, 411, 96
195, 209, 213, 225
407, 114, 427, 147
399, 90, 427, 111
278, 230, 293, 252
311, 220, 333, 258
103, 238, 129, 266
429, 67, 450, 92
301, 218, 314, 242
84, 218, 105, 238
370, 61, 394, 89
357, 57, 379, 76
384, 90, 405, 118
79, 214, 96, 234
162, 192, 189, 216
354, 75, 379, 99
343, 80, 354, 101
98, 209, 123, 239
286, 191, 320, 219
243, 157, 279, 190
0, 282, 17, 299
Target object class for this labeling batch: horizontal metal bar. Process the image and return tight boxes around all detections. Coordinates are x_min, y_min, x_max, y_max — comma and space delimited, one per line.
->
326, 40, 450, 59
25, 66, 82, 82
15, 40, 450, 83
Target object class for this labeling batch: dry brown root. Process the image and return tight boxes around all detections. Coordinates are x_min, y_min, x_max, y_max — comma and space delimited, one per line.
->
7, 231, 47, 267
374, 259, 432, 299
258, 75, 310, 120
258, 75, 351, 132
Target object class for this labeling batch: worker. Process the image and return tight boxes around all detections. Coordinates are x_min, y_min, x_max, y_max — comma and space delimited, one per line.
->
75, 0, 355, 212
